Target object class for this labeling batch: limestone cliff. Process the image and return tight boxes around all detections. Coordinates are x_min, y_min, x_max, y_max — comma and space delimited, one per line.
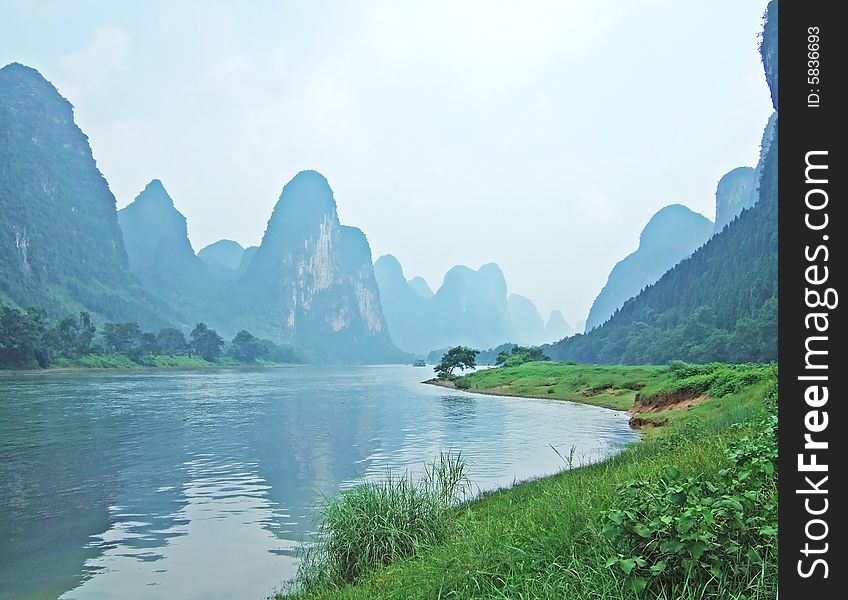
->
238, 171, 400, 362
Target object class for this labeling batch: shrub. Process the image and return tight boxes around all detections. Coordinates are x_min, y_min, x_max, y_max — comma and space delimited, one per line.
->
601, 412, 777, 594
295, 452, 469, 591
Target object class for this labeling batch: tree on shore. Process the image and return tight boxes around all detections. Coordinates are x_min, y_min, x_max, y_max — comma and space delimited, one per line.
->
495, 345, 550, 367
157, 328, 188, 355
229, 330, 264, 362
435, 346, 479, 379
190, 322, 224, 361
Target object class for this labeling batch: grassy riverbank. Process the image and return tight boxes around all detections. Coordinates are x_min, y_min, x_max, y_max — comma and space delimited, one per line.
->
282, 362, 777, 599
0, 354, 301, 375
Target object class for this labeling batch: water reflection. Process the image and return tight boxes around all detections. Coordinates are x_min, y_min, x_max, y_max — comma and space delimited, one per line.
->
0, 365, 639, 600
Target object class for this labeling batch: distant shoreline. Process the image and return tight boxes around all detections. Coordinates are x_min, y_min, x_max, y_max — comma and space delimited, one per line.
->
0, 362, 302, 377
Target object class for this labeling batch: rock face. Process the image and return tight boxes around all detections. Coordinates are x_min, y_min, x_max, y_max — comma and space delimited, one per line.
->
713, 167, 758, 233
586, 204, 713, 331
238, 171, 400, 362
545, 310, 575, 342
507, 294, 546, 346
0, 63, 166, 326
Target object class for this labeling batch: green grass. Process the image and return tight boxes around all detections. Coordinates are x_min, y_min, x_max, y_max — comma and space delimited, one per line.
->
453, 362, 669, 410
292, 453, 470, 594
47, 353, 285, 370
283, 363, 776, 600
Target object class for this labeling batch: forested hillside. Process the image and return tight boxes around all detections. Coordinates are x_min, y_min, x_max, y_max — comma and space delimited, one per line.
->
547, 5, 778, 365
0, 63, 169, 327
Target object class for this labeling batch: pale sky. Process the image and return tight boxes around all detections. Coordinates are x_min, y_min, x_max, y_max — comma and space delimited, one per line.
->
1, 0, 773, 323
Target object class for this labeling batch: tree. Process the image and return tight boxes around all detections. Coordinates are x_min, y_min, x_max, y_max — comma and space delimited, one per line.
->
103, 322, 142, 354
228, 330, 265, 363
53, 311, 96, 358
157, 328, 188, 355
190, 323, 224, 361
75, 312, 96, 356
496, 345, 550, 367
434, 346, 479, 379
138, 332, 160, 356
0, 305, 51, 368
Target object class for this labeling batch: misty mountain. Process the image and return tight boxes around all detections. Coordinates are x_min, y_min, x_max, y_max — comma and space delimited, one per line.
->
713, 167, 758, 234
236, 170, 402, 362
547, 2, 778, 364
117, 180, 212, 313
376, 256, 565, 354
0, 63, 168, 327
586, 204, 713, 331
408, 276, 433, 298
507, 294, 546, 346
545, 310, 575, 342
198, 239, 245, 277
373, 254, 433, 354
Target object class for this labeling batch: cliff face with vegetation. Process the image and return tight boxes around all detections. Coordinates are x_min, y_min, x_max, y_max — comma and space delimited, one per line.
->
548, 3, 778, 364
0, 63, 167, 327
237, 171, 400, 362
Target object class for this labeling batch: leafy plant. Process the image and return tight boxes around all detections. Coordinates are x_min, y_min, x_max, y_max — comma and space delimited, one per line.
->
602, 412, 777, 593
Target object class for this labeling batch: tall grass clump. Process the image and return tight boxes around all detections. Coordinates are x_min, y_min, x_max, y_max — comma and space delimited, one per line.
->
294, 452, 469, 593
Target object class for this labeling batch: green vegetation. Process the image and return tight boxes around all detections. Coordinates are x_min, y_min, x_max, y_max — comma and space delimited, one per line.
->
293, 453, 469, 593
455, 361, 667, 411
283, 363, 776, 599
494, 345, 550, 367
434, 346, 479, 379
0, 303, 304, 370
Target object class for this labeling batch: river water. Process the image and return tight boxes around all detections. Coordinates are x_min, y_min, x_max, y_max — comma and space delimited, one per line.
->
0, 365, 638, 599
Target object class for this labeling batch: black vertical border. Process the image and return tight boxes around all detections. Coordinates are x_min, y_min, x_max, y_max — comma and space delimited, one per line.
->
779, 0, 844, 596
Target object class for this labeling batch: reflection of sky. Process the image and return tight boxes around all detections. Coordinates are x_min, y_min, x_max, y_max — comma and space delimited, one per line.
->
0, 366, 639, 599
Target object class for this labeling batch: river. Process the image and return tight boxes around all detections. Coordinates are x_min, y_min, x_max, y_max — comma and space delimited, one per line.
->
0, 365, 638, 599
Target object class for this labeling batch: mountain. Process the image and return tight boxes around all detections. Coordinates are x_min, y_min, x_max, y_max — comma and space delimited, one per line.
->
430, 263, 516, 351
585, 204, 713, 331
198, 239, 245, 278
0, 63, 167, 326
373, 254, 433, 354
375, 257, 529, 354
546, 2, 777, 364
238, 246, 258, 275
507, 294, 546, 346
236, 170, 401, 362
118, 179, 211, 291
408, 276, 434, 298
545, 310, 574, 342
713, 167, 758, 233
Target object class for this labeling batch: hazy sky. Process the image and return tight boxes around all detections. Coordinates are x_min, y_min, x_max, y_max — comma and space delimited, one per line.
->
1, 0, 772, 323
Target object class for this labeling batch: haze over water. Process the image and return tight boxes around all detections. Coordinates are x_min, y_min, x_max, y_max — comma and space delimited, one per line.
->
0, 365, 638, 600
